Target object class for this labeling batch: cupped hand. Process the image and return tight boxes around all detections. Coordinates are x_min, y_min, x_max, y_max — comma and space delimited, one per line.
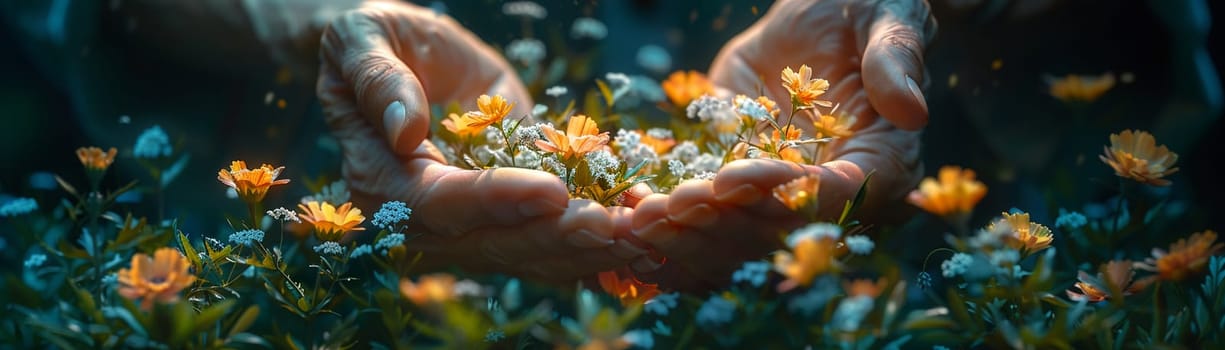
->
316, 2, 653, 283
630, 0, 934, 291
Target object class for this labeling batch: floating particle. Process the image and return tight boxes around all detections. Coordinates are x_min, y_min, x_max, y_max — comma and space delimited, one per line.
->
277, 99, 287, 109
947, 74, 958, 88
264, 92, 274, 105
991, 59, 1003, 71
1120, 72, 1135, 83
118, 115, 131, 124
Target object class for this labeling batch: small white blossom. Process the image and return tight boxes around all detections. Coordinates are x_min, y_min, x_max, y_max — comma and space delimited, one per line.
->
635, 44, 671, 73
667, 159, 686, 177
506, 38, 545, 65
24, 254, 47, 268
695, 296, 736, 328
545, 85, 568, 97
685, 95, 734, 122
668, 141, 700, 163
645, 128, 672, 139
501, 1, 546, 19
845, 235, 875, 255
266, 207, 300, 223
605, 72, 632, 101
570, 17, 607, 40
133, 125, 172, 159
832, 295, 875, 332
686, 153, 722, 174
586, 150, 621, 186
787, 223, 842, 247
941, 253, 973, 278
622, 329, 654, 349
229, 229, 265, 247
736, 97, 772, 121
0, 197, 38, 217
1056, 209, 1087, 230
313, 242, 345, 256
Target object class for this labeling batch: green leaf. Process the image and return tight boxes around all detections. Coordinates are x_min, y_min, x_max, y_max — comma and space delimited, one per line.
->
838, 171, 874, 225
227, 305, 260, 339
55, 175, 78, 197
595, 79, 615, 108
573, 159, 595, 187
180, 299, 236, 342
177, 231, 202, 271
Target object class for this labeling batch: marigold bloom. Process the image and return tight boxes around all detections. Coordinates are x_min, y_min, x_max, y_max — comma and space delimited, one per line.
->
117, 248, 197, 310
989, 211, 1053, 254
813, 113, 857, 139
844, 278, 888, 298
661, 70, 714, 108
400, 273, 457, 305
76, 147, 117, 171
217, 161, 291, 203
757, 95, 781, 118
1048, 73, 1116, 102
535, 114, 610, 161
453, 94, 515, 135
773, 175, 820, 211
781, 65, 831, 107
774, 235, 839, 291
441, 113, 482, 138
637, 130, 676, 155
597, 270, 661, 306
297, 201, 366, 242
1099, 130, 1179, 186
907, 166, 987, 227
1136, 231, 1223, 282
1066, 260, 1147, 302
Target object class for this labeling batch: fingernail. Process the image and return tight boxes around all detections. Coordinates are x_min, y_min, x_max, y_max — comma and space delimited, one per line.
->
479, 240, 512, 265
609, 239, 648, 259
518, 199, 566, 218
631, 255, 663, 273
905, 75, 928, 115
633, 219, 678, 247
384, 101, 407, 148
669, 204, 717, 228
566, 230, 614, 248
715, 184, 763, 206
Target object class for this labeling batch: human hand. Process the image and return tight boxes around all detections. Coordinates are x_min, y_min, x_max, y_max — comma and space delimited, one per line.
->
630, 0, 935, 291
316, 2, 654, 283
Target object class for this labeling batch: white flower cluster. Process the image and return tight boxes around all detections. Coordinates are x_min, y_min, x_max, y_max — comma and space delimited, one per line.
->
501, 1, 546, 19
506, 38, 545, 66
570, 17, 606, 40
585, 150, 621, 187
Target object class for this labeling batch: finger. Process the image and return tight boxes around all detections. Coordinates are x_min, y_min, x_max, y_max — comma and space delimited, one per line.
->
411, 167, 571, 237
608, 206, 652, 260
711, 159, 866, 221
473, 199, 614, 265
858, 0, 936, 131
619, 183, 654, 208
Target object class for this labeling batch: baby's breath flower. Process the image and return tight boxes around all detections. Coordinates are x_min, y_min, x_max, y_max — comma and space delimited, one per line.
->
1055, 209, 1087, 230
686, 153, 722, 174
615, 129, 641, 147
313, 241, 345, 256
484, 329, 506, 343
736, 97, 772, 121
605, 72, 633, 101
941, 253, 973, 278
133, 125, 172, 159
229, 229, 265, 247
266, 207, 300, 223
349, 244, 373, 258
644, 292, 679, 316
787, 223, 842, 247
501, 1, 546, 19
989, 249, 1020, 266
685, 95, 734, 122
695, 296, 736, 328
636, 44, 672, 74
732, 261, 771, 287
531, 104, 547, 117
693, 171, 716, 181
513, 123, 547, 145
300, 180, 350, 206
916, 271, 933, 289
832, 296, 875, 332
667, 159, 686, 177
204, 237, 226, 250
668, 141, 700, 163
586, 150, 621, 186
375, 233, 407, 254
24, 254, 46, 269
545, 85, 568, 97
646, 128, 673, 140
845, 235, 875, 255
570, 17, 607, 39
0, 197, 38, 217
506, 38, 545, 66
622, 329, 654, 349
372, 201, 413, 230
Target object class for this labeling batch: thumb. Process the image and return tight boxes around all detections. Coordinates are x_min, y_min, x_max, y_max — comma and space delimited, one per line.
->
859, 0, 937, 131
318, 7, 430, 155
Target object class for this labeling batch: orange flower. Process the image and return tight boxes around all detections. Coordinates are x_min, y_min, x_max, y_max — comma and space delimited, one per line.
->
774, 234, 839, 291
76, 146, 117, 171
661, 70, 714, 108
756, 95, 781, 118
452, 94, 515, 135
535, 114, 610, 161
812, 113, 857, 139
597, 269, 661, 306
441, 113, 482, 138
638, 130, 676, 154
1099, 130, 1179, 186
773, 175, 820, 212
1067, 260, 1147, 302
400, 273, 457, 306
117, 248, 197, 310
217, 161, 291, 203
1048, 73, 1115, 102
1136, 231, 1223, 282
297, 201, 366, 242
771, 124, 803, 142
906, 166, 987, 227
989, 211, 1054, 254
844, 278, 888, 298
781, 65, 831, 107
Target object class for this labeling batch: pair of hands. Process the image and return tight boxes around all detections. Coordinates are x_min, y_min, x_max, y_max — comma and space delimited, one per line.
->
317, 0, 933, 291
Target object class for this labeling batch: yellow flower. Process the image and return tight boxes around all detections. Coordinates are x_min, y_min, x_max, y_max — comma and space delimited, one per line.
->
1137, 231, 1223, 282
441, 113, 482, 138
661, 70, 714, 108
535, 114, 610, 162
217, 161, 291, 203
637, 130, 676, 155
597, 269, 661, 306
781, 65, 831, 107
117, 248, 197, 310
1099, 130, 1179, 186
772, 175, 820, 212
812, 113, 857, 139
906, 166, 987, 227
1048, 73, 1115, 102
400, 273, 457, 306
297, 201, 366, 242
1066, 260, 1147, 303
774, 235, 839, 291
76, 146, 117, 171
988, 212, 1054, 254
452, 94, 515, 135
